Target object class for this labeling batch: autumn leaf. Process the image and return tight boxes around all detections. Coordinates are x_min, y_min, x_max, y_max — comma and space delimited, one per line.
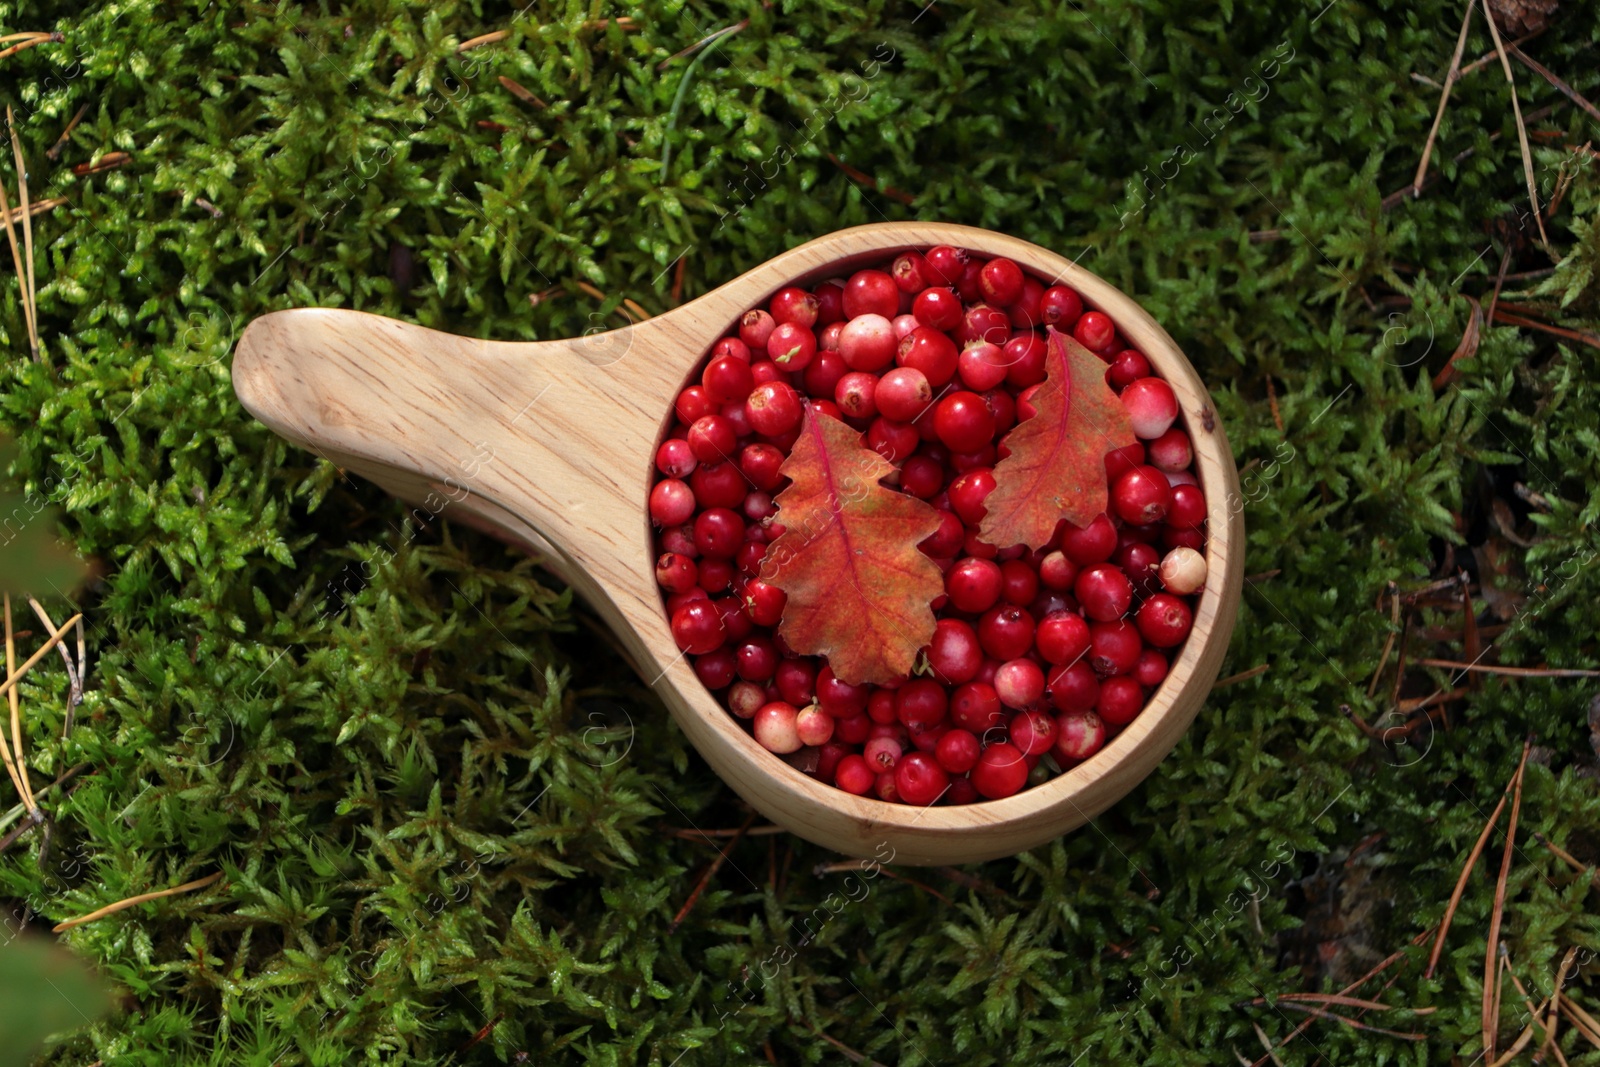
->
761, 408, 944, 686
978, 327, 1137, 550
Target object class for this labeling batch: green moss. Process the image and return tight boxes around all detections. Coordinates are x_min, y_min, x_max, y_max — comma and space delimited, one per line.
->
2, 0, 1600, 1063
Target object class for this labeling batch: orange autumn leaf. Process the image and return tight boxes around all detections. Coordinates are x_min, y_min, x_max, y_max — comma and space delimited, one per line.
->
761, 408, 944, 686
978, 327, 1137, 550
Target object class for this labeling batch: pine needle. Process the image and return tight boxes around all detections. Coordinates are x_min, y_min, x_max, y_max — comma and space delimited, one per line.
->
1477, 0, 1549, 248
1426, 772, 1512, 979
1483, 737, 1532, 1060
51, 870, 224, 932
26, 597, 84, 738
3, 595, 34, 812
6, 106, 39, 361
1412, 0, 1475, 196
1540, 948, 1580, 1063
0, 612, 83, 701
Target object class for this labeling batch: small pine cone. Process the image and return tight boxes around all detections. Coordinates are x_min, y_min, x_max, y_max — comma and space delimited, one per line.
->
1487, 0, 1559, 36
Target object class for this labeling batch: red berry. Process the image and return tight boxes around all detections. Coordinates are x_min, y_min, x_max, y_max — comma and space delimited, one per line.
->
949, 681, 1004, 733
703, 354, 754, 404
978, 257, 1025, 306
933, 391, 996, 452
834, 753, 874, 794
978, 605, 1035, 661
1039, 550, 1078, 591
795, 705, 834, 746
876, 367, 933, 422
895, 751, 949, 805
896, 327, 959, 387
661, 524, 698, 558
1106, 349, 1151, 391
656, 552, 698, 593
728, 680, 765, 718
735, 636, 779, 682
694, 647, 737, 689
1009, 707, 1057, 754
739, 579, 784, 630
1040, 285, 1084, 328
1073, 310, 1117, 355
671, 599, 726, 655
947, 467, 996, 526
835, 713, 872, 745
771, 660, 813, 707
814, 281, 846, 325
693, 508, 744, 557
958, 340, 1009, 391
1112, 466, 1172, 525
1005, 277, 1045, 329
999, 558, 1039, 606
1115, 541, 1163, 595
740, 309, 776, 349
1121, 377, 1179, 439
913, 287, 963, 331
875, 770, 899, 802
1146, 427, 1192, 471
745, 381, 803, 437
1002, 332, 1048, 388
960, 304, 1010, 346
1051, 710, 1105, 762
891, 252, 931, 294
803, 348, 849, 397
1036, 610, 1092, 665
837, 314, 896, 371
897, 454, 942, 499
1089, 619, 1142, 676
767, 321, 817, 370
919, 509, 965, 559
712, 336, 751, 363
770, 286, 820, 327
1047, 660, 1100, 712
675, 385, 717, 424
1165, 526, 1206, 551
1167, 483, 1207, 529
816, 666, 869, 717
1134, 648, 1169, 688
1096, 676, 1144, 726
945, 558, 1001, 613
655, 437, 697, 478
1059, 513, 1118, 565
971, 742, 1028, 799
739, 443, 786, 491
895, 678, 948, 729
650, 479, 696, 526
1159, 547, 1207, 595
1074, 563, 1133, 621
863, 735, 903, 773
927, 617, 983, 684
1136, 593, 1193, 648
995, 659, 1046, 709
687, 415, 737, 463
843, 269, 900, 319
924, 245, 967, 286
754, 701, 802, 752
828, 371, 875, 420
866, 415, 919, 463
935, 728, 980, 774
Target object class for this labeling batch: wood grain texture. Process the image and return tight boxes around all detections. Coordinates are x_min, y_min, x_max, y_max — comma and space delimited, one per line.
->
232, 222, 1244, 866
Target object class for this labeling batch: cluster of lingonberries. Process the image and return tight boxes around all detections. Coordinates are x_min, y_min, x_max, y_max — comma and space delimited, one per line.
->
650, 246, 1208, 805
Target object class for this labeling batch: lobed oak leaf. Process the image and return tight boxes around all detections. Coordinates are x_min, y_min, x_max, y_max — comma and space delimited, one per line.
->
760, 408, 944, 686
978, 327, 1137, 550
